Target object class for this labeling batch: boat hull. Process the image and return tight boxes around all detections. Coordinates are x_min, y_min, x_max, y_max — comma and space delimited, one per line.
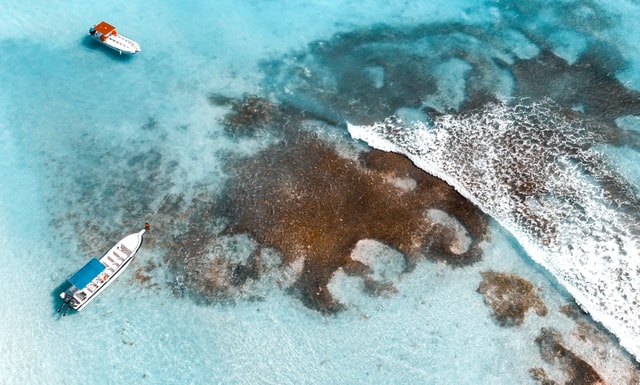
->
90, 34, 140, 55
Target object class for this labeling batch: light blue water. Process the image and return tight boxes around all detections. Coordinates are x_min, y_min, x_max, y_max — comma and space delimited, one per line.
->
1, 1, 640, 384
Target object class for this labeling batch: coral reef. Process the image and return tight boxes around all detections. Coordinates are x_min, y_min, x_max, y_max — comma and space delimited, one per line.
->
262, 21, 640, 129
215, 113, 488, 312
477, 271, 547, 326
217, 93, 284, 137
511, 49, 640, 124
50, 92, 488, 313
531, 327, 605, 385
527, 302, 640, 384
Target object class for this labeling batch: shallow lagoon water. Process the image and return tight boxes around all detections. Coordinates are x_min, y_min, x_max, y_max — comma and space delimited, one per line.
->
1, 1, 640, 384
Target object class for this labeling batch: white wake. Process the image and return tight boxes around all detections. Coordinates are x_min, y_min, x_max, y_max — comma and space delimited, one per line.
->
348, 100, 640, 362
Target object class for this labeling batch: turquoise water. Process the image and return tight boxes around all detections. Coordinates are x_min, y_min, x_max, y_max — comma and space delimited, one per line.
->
1, 1, 640, 384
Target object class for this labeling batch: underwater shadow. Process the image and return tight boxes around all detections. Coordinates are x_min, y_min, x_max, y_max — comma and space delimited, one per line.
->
50, 280, 77, 318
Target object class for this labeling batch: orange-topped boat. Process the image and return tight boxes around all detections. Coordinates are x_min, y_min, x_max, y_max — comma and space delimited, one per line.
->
89, 21, 141, 55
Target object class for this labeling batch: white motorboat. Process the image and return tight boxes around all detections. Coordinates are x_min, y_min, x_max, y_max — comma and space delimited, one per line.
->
89, 21, 141, 55
58, 226, 147, 315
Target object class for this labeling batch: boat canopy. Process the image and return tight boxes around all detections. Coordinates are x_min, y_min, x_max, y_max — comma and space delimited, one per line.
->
68, 258, 105, 289
94, 21, 117, 36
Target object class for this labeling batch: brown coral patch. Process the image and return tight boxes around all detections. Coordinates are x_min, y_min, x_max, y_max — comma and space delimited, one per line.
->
163, 199, 265, 304
529, 367, 557, 385
559, 303, 584, 321
209, 94, 301, 138
478, 271, 547, 326
362, 277, 397, 297
218, 127, 488, 312
228, 95, 277, 137
135, 269, 153, 285
533, 328, 606, 385
560, 304, 612, 346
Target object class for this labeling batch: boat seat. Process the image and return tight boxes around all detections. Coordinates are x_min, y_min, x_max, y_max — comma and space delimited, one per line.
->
119, 244, 133, 256
112, 251, 125, 262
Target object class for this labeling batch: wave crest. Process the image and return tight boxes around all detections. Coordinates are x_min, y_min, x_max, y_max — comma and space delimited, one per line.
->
348, 100, 640, 361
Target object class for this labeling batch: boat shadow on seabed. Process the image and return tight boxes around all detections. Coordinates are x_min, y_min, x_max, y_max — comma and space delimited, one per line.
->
51, 281, 77, 318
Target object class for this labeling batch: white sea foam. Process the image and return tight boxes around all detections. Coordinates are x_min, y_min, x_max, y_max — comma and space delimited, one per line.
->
348, 100, 640, 362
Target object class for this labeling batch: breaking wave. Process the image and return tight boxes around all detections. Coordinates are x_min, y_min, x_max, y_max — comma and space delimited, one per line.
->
348, 100, 640, 361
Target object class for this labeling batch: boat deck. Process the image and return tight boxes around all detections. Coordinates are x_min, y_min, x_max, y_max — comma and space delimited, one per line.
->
104, 35, 140, 53
73, 243, 132, 299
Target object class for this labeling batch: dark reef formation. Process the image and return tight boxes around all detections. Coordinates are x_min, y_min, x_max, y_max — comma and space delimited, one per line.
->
531, 328, 605, 385
220, 134, 487, 312
49, 93, 488, 314
511, 49, 640, 124
160, 95, 489, 312
261, 21, 640, 149
209, 93, 289, 138
525, 301, 640, 384
477, 271, 547, 326
50, 144, 176, 254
